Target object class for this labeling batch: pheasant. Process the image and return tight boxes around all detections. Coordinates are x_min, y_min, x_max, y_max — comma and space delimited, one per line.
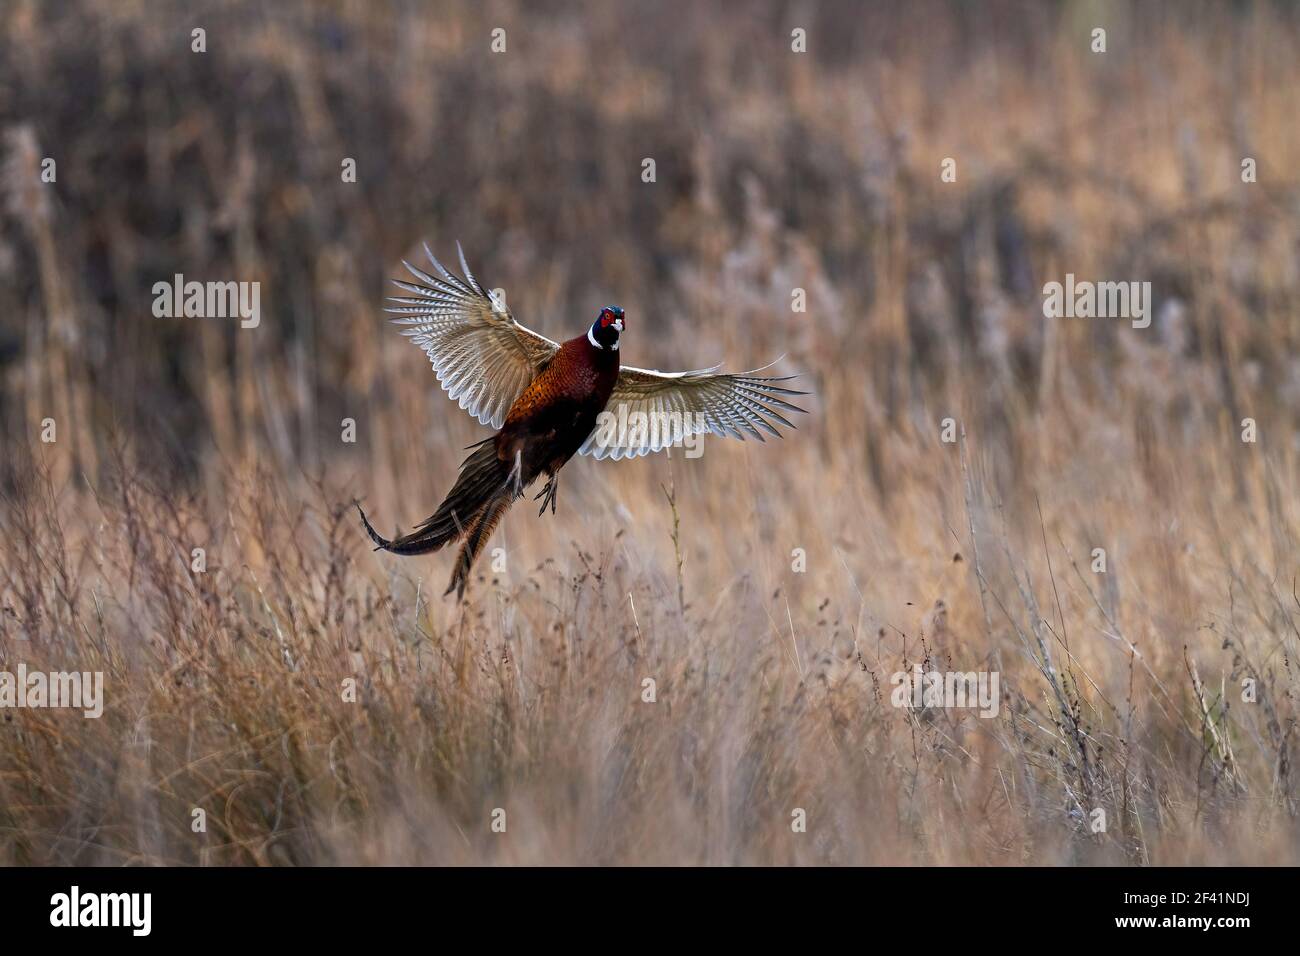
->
358, 243, 807, 599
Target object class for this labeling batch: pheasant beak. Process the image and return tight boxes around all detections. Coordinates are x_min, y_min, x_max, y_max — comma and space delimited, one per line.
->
613, 317, 624, 332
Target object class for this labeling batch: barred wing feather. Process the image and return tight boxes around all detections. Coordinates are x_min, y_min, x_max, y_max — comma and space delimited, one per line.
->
579, 363, 808, 461
384, 242, 559, 428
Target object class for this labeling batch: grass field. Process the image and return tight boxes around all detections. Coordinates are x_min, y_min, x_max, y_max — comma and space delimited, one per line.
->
1, 0, 1298, 865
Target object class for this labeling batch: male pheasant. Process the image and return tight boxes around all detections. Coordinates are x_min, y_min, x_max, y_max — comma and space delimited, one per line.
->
358, 243, 807, 599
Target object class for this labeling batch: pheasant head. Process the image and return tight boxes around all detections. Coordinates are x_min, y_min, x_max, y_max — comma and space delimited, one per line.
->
587, 306, 625, 351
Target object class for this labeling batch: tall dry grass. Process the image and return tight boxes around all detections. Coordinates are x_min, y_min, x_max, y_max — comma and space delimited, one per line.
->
0, 0, 1298, 864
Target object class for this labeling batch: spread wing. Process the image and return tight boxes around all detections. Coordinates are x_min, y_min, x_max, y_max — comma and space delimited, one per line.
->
578, 363, 808, 461
384, 242, 560, 428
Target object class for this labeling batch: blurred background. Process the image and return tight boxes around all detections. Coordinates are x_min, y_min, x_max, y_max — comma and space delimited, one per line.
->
3, 0, 1296, 492
1, 0, 1299, 865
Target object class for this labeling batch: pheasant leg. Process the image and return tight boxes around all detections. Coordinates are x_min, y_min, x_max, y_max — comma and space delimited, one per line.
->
534, 474, 559, 516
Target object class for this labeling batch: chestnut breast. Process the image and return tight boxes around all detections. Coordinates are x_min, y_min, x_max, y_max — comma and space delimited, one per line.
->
500, 334, 621, 462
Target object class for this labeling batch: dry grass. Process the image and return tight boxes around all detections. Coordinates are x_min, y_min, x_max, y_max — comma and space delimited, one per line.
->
1, 0, 1298, 865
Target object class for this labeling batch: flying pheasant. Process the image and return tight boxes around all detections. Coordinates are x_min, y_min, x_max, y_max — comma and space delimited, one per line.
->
358, 243, 807, 599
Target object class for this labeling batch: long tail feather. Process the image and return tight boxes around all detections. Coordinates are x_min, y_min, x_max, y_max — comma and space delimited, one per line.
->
445, 491, 513, 599
359, 441, 508, 556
